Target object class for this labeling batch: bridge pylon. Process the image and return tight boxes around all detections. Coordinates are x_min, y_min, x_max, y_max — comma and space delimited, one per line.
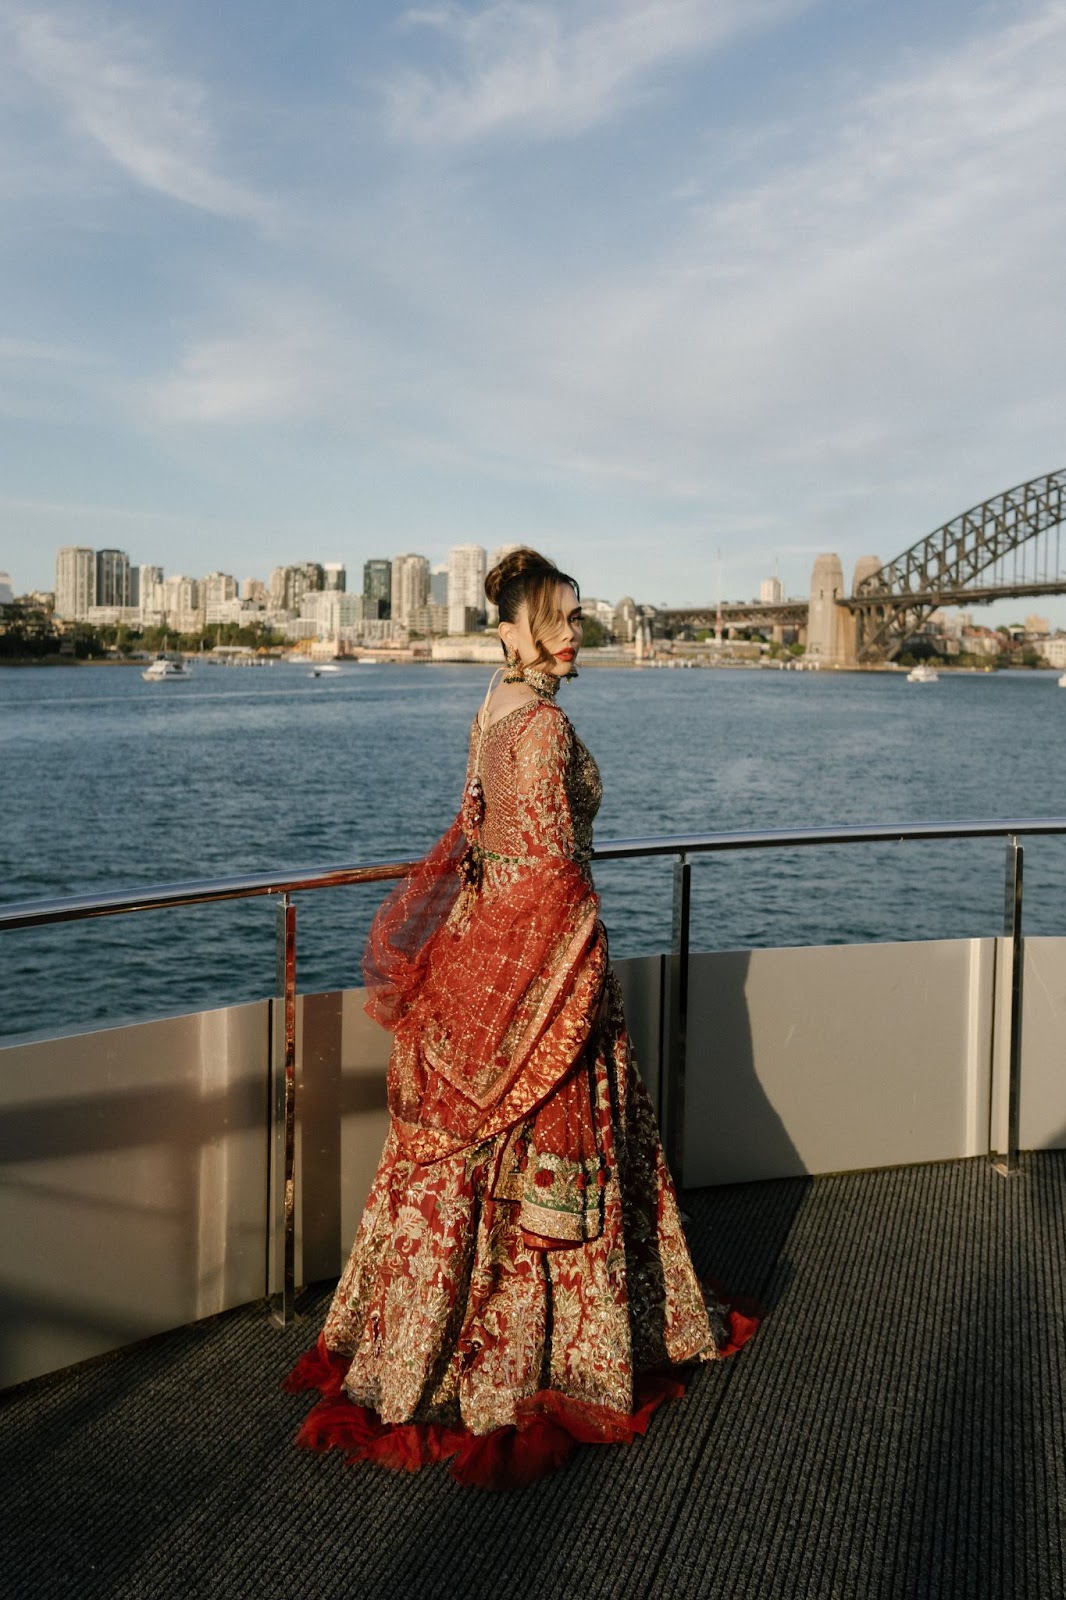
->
807, 555, 881, 666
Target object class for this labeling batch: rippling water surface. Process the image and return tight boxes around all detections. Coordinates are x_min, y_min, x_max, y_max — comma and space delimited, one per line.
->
2, 660, 1064, 1040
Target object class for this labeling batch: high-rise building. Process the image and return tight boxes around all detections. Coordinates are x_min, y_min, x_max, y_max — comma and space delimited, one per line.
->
163, 576, 202, 633
55, 547, 96, 620
363, 559, 392, 620
268, 564, 324, 613
391, 554, 430, 627
202, 572, 239, 625
202, 572, 238, 607
0, 572, 13, 607
323, 563, 346, 593
447, 544, 487, 634
95, 549, 131, 608
137, 565, 165, 623
429, 565, 449, 605
241, 578, 268, 607
759, 576, 785, 605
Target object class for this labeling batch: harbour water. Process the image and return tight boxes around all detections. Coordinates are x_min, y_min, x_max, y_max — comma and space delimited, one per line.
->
1, 660, 1065, 1042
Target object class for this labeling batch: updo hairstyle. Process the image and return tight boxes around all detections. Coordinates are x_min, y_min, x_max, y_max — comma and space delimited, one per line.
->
485, 548, 580, 669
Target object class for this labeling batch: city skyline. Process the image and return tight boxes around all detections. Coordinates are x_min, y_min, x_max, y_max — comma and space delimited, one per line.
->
2, 3, 1066, 626
36, 540, 1066, 667
27, 535, 1066, 632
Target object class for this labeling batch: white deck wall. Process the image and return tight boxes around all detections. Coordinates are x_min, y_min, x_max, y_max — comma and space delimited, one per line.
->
1, 935, 1064, 1388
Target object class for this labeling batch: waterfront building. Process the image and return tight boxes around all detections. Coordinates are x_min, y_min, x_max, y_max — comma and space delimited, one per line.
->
929, 610, 968, 641
299, 591, 340, 636
283, 618, 319, 642
1025, 614, 1051, 636
391, 554, 430, 627
448, 544, 486, 634
323, 563, 346, 593
55, 546, 96, 620
204, 599, 245, 626
583, 597, 616, 634
163, 576, 202, 634
363, 559, 392, 620
349, 617, 400, 645
292, 591, 366, 640
408, 602, 450, 635
430, 565, 449, 606
1040, 637, 1066, 668
24, 590, 54, 611
137, 566, 165, 626
447, 604, 480, 635
0, 572, 13, 606
613, 596, 637, 643
86, 605, 140, 628
268, 564, 324, 614
267, 568, 286, 612
202, 573, 238, 609
760, 576, 785, 605
432, 635, 504, 663
961, 627, 1001, 658
95, 549, 131, 609
242, 578, 268, 608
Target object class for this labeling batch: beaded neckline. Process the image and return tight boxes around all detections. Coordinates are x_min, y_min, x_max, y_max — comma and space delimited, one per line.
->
503, 664, 578, 699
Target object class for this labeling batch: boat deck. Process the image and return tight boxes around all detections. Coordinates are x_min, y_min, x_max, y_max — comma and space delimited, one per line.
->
4, 1152, 1064, 1599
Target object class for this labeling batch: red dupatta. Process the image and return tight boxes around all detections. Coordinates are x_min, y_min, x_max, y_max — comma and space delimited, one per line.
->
362, 698, 607, 1169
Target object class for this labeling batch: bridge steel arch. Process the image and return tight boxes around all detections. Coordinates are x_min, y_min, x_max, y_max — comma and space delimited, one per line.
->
849, 468, 1066, 662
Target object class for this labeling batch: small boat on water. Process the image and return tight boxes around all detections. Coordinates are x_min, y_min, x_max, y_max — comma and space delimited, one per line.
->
907, 662, 939, 684
309, 664, 342, 677
142, 655, 191, 681
1058, 671, 1066, 687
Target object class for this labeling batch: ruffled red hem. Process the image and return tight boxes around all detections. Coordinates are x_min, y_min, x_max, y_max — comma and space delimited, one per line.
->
283, 1307, 758, 1490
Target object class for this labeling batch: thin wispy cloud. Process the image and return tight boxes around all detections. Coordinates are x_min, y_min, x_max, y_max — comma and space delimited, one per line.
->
467, 2, 1066, 507
384, 0, 809, 142
3, 3, 269, 220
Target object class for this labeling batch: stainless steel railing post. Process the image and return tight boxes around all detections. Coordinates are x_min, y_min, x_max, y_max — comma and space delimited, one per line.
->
270, 893, 298, 1325
665, 854, 692, 1186
995, 835, 1025, 1177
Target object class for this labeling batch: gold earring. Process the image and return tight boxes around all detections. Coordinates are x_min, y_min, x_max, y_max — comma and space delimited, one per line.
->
503, 644, 524, 682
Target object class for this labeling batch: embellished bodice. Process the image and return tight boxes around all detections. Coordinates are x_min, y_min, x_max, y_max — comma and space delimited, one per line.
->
468, 700, 601, 884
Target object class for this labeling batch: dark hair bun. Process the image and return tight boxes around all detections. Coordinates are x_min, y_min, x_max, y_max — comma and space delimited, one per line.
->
484, 547, 558, 606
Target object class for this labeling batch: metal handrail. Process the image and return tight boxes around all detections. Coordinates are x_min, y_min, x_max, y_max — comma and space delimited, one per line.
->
0, 858, 419, 932
2, 815, 1065, 931
3, 813, 1063, 1323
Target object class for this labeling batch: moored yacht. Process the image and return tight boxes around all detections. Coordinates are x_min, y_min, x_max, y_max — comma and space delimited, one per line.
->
906, 661, 939, 683
142, 654, 191, 680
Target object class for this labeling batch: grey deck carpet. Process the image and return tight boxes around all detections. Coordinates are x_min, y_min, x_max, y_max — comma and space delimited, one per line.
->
3, 1153, 1065, 1600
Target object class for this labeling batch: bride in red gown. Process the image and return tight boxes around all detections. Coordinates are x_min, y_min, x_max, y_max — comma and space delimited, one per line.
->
285, 549, 756, 1488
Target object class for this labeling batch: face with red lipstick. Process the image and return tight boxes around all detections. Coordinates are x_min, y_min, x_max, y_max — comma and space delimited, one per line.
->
499, 581, 583, 678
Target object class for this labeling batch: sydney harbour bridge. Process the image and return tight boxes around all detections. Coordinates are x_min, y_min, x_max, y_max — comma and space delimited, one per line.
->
661, 468, 1066, 664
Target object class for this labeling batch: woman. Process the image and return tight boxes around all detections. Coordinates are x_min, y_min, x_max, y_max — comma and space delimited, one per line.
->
285, 548, 756, 1488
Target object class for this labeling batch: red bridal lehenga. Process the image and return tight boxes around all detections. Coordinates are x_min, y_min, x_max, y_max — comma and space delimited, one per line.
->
285, 694, 757, 1488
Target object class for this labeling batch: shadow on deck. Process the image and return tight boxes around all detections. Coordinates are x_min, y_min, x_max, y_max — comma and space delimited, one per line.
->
4, 1153, 1064, 1599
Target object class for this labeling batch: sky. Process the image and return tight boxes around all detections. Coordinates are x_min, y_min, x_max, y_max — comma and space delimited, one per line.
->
1, 0, 1065, 621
